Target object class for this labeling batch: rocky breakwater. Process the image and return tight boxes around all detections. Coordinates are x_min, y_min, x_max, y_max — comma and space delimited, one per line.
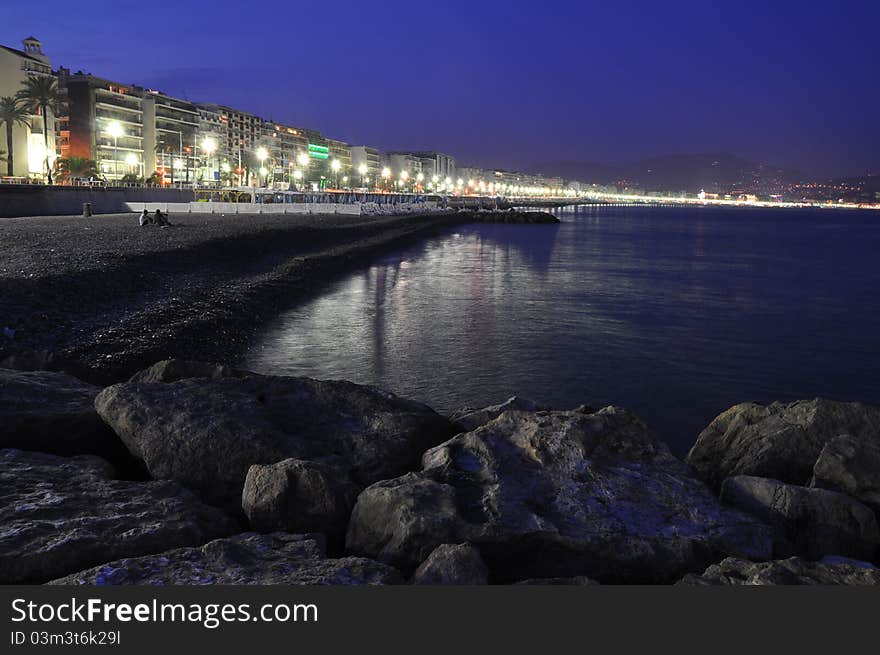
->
346, 406, 774, 583
683, 398, 880, 581
3, 359, 880, 585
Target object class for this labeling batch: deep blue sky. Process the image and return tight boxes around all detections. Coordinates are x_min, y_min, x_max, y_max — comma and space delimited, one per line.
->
3, 0, 878, 177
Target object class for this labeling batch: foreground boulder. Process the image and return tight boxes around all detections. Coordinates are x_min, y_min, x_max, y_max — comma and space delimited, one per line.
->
412, 543, 489, 585
679, 556, 880, 585
449, 396, 548, 432
720, 475, 880, 561
128, 359, 255, 384
686, 399, 880, 490
811, 434, 880, 513
0, 368, 128, 465
346, 407, 774, 583
242, 458, 359, 538
50, 533, 402, 585
95, 375, 456, 508
0, 449, 237, 584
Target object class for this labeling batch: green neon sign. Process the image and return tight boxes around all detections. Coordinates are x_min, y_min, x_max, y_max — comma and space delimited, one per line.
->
308, 144, 329, 160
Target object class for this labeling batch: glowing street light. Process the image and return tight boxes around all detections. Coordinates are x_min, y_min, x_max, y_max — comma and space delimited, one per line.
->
124, 152, 138, 179
105, 121, 124, 181
357, 163, 368, 188
295, 152, 310, 190
256, 147, 270, 187
381, 167, 391, 191
331, 159, 341, 187
202, 137, 218, 185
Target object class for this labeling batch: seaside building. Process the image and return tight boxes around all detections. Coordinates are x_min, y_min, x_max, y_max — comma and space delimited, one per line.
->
327, 138, 351, 186
0, 37, 57, 178
143, 91, 199, 184
350, 145, 382, 186
0, 36, 583, 193
61, 70, 147, 181
392, 151, 456, 184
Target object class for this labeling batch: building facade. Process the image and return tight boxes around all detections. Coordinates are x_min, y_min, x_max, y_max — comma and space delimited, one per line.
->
0, 37, 56, 178
350, 145, 382, 186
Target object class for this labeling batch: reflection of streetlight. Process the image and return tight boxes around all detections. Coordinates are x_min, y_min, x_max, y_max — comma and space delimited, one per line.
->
106, 121, 123, 182
202, 137, 218, 185
331, 159, 341, 188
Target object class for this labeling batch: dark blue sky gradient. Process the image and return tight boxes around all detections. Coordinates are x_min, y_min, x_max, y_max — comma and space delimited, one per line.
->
3, 0, 878, 176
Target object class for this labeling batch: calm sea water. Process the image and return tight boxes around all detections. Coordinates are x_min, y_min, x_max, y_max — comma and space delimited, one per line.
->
244, 205, 880, 455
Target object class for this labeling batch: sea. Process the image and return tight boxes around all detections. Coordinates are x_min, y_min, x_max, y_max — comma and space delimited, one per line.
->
243, 204, 880, 455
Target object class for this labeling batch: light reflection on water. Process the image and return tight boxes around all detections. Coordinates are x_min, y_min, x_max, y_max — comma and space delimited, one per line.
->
244, 205, 880, 454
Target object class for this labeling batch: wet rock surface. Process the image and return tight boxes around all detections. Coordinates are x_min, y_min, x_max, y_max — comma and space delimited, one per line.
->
95, 375, 456, 508
0, 449, 237, 584
411, 543, 489, 585
346, 407, 774, 583
686, 399, 880, 490
678, 556, 880, 585
720, 475, 880, 561
50, 532, 403, 585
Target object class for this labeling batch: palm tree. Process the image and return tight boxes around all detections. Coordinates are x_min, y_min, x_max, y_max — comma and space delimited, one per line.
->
0, 96, 31, 177
17, 75, 66, 184
55, 156, 98, 183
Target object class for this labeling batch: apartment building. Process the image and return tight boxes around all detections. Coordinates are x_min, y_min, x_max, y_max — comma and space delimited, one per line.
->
0, 37, 56, 178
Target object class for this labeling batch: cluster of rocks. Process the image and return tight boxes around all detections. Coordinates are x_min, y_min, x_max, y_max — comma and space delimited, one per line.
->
1, 361, 878, 585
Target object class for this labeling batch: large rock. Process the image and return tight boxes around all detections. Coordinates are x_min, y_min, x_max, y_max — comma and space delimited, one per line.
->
411, 543, 489, 585
242, 458, 360, 538
687, 399, 880, 490
449, 397, 547, 432
0, 449, 237, 584
678, 556, 880, 585
128, 359, 255, 384
0, 368, 129, 465
720, 475, 880, 561
95, 375, 455, 508
346, 407, 774, 584
811, 434, 880, 513
50, 532, 403, 585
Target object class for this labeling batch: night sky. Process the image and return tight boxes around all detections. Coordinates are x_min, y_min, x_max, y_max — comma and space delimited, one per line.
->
3, 0, 877, 177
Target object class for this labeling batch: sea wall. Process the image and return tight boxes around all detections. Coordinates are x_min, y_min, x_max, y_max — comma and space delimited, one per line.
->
0, 186, 194, 218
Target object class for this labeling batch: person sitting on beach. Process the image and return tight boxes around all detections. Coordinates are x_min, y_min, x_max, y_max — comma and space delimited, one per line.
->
154, 209, 173, 227
139, 209, 152, 227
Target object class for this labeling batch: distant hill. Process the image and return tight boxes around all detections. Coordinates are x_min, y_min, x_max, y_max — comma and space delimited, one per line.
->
532, 153, 806, 194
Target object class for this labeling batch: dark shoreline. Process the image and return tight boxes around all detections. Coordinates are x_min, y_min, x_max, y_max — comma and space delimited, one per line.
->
0, 209, 558, 384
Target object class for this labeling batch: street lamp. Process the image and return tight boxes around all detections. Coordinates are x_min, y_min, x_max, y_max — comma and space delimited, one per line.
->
256, 147, 269, 187
381, 167, 391, 191
202, 136, 218, 185
124, 152, 138, 180
297, 152, 310, 191
331, 159, 341, 188
106, 121, 123, 182
358, 163, 368, 188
